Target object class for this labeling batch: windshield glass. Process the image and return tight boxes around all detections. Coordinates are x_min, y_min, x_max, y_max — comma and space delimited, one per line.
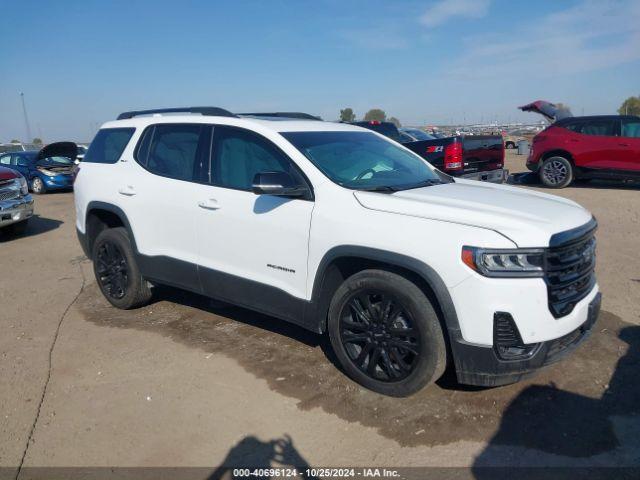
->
282, 131, 448, 191
40, 156, 74, 165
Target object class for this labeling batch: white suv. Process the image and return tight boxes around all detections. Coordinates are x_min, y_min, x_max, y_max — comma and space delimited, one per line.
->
74, 107, 601, 396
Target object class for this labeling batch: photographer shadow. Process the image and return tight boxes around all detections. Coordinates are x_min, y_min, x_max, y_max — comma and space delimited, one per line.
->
473, 326, 640, 474
209, 434, 319, 480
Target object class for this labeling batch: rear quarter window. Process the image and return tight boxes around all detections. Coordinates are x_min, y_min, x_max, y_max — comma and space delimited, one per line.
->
83, 128, 135, 164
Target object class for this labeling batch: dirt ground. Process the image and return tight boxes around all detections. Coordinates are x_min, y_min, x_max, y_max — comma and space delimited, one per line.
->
1, 150, 639, 477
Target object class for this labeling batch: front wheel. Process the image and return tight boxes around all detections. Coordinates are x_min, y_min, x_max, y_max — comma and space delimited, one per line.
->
31, 177, 46, 194
328, 270, 447, 397
92, 227, 152, 309
505, 142, 516, 149
540, 156, 573, 188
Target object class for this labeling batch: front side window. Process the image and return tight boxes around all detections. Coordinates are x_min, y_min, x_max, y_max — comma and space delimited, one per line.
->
0, 154, 10, 165
211, 126, 295, 191
138, 124, 209, 182
282, 131, 446, 191
84, 128, 135, 164
621, 120, 640, 138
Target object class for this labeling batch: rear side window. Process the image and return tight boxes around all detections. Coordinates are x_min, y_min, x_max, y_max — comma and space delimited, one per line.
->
572, 120, 616, 137
135, 124, 210, 182
84, 128, 135, 164
622, 120, 640, 138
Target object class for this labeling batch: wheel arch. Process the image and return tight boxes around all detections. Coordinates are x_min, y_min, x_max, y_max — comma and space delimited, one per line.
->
84, 202, 137, 259
541, 149, 575, 165
309, 246, 461, 348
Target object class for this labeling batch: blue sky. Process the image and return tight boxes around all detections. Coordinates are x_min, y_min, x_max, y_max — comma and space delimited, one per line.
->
1, 0, 639, 142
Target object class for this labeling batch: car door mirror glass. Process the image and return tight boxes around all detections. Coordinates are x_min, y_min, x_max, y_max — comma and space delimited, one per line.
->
252, 171, 308, 198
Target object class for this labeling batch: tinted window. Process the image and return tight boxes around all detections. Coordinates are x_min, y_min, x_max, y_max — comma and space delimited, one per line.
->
283, 131, 444, 190
212, 126, 295, 190
84, 128, 135, 164
579, 120, 616, 136
143, 124, 208, 182
622, 120, 640, 138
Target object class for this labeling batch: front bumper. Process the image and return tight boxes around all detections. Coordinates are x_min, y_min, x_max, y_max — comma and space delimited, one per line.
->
451, 292, 601, 387
0, 194, 34, 228
43, 174, 74, 190
459, 168, 508, 183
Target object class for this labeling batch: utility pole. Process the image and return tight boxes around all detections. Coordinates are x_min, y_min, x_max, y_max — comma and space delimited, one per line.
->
20, 92, 32, 142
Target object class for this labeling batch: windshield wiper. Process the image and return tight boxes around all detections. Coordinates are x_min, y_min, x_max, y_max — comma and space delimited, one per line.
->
357, 185, 398, 193
395, 179, 446, 191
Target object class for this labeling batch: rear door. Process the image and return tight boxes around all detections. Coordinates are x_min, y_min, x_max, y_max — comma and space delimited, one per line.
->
566, 119, 620, 170
619, 118, 640, 171
124, 123, 210, 291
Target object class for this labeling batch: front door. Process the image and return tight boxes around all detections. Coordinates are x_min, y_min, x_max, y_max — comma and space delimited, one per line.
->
195, 125, 314, 321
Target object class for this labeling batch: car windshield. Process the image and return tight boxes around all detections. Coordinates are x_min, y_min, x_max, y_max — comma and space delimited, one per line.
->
282, 131, 449, 191
41, 156, 74, 165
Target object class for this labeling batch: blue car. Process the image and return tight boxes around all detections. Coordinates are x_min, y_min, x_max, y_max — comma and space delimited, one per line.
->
0, 142, 77, 194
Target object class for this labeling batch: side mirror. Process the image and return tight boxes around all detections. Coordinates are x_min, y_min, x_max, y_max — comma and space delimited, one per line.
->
252, 171, 308, 198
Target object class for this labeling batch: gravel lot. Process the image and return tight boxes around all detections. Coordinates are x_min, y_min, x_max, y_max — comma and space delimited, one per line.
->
1, 150, 638, 476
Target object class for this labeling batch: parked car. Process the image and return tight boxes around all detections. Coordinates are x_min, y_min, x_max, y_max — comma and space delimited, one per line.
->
74, 107, 600, 397
354, 121, 507, 183
0, 165, 33, 235
520, 100, 640, 188
503, 133, 524, 149
0, 142, 78, 194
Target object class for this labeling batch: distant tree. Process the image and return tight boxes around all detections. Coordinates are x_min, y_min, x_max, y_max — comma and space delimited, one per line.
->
32, 137, 43, 145
618, 96, 640, 115
10, 139, 20, 143
363, 109, 386, 122
339, 108, 356, 122
388, 117, 401, 128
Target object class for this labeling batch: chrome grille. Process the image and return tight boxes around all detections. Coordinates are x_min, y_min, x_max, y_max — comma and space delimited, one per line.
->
0, 181, 20, 201
545, 222, 597, 318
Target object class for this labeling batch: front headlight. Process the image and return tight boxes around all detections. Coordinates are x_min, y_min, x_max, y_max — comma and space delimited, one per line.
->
18, 175, 29, 195
462, 246, 544, 278
37, 168, 57, 177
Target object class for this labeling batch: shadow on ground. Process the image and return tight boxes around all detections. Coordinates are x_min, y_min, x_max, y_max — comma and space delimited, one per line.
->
0, 215, 63, 242
209, 435, 318, 480
77, 283, 639, 457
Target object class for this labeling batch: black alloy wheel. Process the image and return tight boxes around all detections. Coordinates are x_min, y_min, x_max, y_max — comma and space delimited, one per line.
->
339, 290, 421, 382
96, 240, 129, 299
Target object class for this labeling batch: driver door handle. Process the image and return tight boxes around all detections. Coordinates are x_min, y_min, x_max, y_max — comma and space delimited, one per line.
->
198, 199, 221, 210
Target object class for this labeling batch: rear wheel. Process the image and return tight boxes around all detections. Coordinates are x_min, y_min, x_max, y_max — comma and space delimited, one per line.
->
92, 227, 152, 309
505, 141, 516, 149
31, 177, 46, 194
328, 270, 447, 397
540, 156, 573, 188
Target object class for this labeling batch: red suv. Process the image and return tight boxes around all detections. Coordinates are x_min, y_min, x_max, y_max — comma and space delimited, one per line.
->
521, 101, 640, 188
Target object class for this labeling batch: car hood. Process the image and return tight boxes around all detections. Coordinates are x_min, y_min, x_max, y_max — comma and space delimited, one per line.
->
518, 100, 573, 123
36, 141, 78, 161
0, 166, 19, 181
353, 179, 593, 247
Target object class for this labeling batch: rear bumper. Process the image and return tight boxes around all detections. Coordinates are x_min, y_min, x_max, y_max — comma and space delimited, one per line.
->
451, 292, 601, 387
459, 168, 508, 183
0, 194, 34, 228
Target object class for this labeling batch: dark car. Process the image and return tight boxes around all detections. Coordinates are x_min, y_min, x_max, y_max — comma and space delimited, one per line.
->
0, 165, 33, 235
520, 100, 640, 188
0, 142, 78, 194
353, 121, 507, 183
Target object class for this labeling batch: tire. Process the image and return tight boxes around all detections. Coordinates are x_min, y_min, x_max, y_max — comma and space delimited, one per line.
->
539, 156, 573, 188
505, 142, 515, 149
327, 270, 447, 397
92, 227, 152, 309
31, 177, 46, 194
3, 219, 28, 236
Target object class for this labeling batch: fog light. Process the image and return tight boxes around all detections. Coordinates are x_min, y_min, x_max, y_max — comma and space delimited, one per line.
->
494, 312, 539, 360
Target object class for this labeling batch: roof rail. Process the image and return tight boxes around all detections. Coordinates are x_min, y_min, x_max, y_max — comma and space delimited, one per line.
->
117, 107, 237, 120
239, 112, 322, 121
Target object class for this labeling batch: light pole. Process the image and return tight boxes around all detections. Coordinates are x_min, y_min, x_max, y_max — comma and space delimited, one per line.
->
20, 92, 32, 143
